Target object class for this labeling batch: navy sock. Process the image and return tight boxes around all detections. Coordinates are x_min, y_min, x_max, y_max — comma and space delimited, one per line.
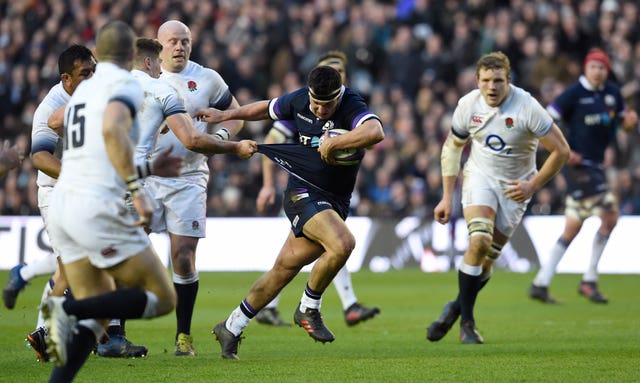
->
63, 288, 147, 320
174, 281, 198, 336
458, 270, 482, 323
48, 325, 96, 383
453, 277, 490, 312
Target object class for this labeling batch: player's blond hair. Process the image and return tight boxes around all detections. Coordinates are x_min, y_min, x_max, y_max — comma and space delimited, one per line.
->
476, 51, 511, 79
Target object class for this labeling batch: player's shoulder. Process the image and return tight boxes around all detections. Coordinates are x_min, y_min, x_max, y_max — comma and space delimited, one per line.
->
39, 82, 69, 109
184, 60, 219, 78
454, 89, 482, 115
458, 89, 481, 105
138, 72, 176, 96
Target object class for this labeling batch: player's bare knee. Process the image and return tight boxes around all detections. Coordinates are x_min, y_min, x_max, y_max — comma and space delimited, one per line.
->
329, 231, 356, 258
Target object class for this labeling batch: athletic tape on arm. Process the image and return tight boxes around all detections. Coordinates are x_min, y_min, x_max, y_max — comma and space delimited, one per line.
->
441, 134, 466, 177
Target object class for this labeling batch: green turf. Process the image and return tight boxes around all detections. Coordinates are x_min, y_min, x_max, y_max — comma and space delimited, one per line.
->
1, 270, 638, 382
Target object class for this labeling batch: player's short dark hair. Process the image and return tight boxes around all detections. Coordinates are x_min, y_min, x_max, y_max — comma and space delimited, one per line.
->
308, 66, 342, 101
58, 45, 95, 75
136, 38, 162, 57
476, 51, 511, 79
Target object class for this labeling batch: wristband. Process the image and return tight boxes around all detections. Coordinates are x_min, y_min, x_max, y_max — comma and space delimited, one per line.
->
214, 128, 230, 141
125, 175, 142, 197
136, 160, 152, 178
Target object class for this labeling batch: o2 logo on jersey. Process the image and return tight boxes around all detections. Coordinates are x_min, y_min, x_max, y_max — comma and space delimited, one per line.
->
485, 134, 511, 154
187, 80, 197, 92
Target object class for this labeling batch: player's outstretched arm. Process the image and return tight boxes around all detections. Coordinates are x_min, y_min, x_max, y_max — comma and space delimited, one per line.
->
195, 100, 271, 124
165, 112, 256, 158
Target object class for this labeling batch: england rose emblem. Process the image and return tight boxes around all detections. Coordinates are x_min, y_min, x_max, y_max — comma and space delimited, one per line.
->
187, 80, 197, 92
505, 117, 514, 129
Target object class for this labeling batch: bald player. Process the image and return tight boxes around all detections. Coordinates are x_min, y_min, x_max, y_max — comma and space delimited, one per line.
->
153, 20, 246, 356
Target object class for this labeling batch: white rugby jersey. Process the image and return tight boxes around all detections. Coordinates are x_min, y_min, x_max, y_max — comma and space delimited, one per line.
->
451, 84, 553, 182
31, 82, 70, 189
56, 62, 143, 198
157, 60, 233, 179
131, 69, 187, 164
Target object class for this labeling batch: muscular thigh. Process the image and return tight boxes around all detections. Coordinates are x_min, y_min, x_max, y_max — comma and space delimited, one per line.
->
63, 257, 116, 300
108, 246, 172, 294
302, 209, 351, 253
283, 187, 349, 238
274, 231, 324, 270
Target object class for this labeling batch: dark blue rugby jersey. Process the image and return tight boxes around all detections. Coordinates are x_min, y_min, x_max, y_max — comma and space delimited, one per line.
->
547, 77, 624, 164
263, 87, 379, 197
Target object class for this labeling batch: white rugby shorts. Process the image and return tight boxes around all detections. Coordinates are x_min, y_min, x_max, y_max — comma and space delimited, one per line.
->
143, 176, 207, 238
48, 189, 151, 268
461, 167, 530, 238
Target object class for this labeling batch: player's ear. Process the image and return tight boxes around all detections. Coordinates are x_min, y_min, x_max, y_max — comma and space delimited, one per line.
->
60, 73, 71, 85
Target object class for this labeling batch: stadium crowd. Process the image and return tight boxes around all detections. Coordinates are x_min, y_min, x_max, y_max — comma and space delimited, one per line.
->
1, 0, 640, 218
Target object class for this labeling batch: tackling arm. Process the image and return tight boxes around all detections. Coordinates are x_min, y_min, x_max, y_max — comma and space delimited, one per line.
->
195, 100, 271, 124
166, 112, 255, 157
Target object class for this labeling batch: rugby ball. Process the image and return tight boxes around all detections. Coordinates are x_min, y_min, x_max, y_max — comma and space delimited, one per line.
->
320, 128, 365, 166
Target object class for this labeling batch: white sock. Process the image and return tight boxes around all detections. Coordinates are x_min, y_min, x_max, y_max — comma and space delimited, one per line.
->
263, 293, 281, 309
141, 291, 159, 318
226, 306, 250, 336
583, 232, 608, 282
459, 262, 482, 276
333, 266, 357, 310
534, 239, 569, 286
36, 279, 54, 329
300, 293, 322, 312
20, 253, 58, 281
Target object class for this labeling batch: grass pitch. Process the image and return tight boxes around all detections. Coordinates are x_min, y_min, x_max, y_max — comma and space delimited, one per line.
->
0, 269, 638, 382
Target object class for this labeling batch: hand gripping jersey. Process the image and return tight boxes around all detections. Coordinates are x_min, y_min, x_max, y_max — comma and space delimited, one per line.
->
259, 87, 379, 198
